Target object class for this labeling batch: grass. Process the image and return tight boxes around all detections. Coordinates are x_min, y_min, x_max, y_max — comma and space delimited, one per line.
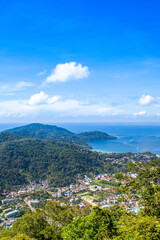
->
77, 191, 89, 196
90, 180, 116, 189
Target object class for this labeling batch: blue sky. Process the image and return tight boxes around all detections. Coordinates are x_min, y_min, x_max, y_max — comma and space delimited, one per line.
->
0, 0, 160, 122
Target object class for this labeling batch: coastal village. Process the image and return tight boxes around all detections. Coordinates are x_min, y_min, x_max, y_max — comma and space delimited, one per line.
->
0, 151, 158, 229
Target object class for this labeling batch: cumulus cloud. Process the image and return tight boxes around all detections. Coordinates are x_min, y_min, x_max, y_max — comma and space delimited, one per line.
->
139, 95, 155, 105
44, 62, 89, 84
28, 91, 60, 105
27, 91, 114, 116
133, 111, 146, 116
0, 91, 119, 120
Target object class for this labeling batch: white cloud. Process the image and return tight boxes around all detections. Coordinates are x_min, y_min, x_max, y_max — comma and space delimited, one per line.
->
28, 91, 60, 105
0, 91, 118, 120
37, 69, 46, 76
44, 62, 89, 84
133, 111, 146, 116
28, 92, 114, 116
15, 81, 34, 89
139, 95, 155, 105
49, 99, 114, 117
0, 81, 34, 93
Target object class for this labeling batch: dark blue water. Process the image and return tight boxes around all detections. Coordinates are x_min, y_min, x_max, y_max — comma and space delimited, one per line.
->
58, 123, 160, 154
1, 122, 160, 154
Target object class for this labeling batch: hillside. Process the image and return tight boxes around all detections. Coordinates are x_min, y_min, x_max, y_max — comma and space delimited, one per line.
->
4, 123, 89, 147
78, 131, 117, 141
4, 123, 116, 147
0, 132, 23, 143
0, 137, 107, 191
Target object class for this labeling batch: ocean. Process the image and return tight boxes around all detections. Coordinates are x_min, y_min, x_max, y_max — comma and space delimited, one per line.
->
58, 123, 160, 154
1, 122, 160, 154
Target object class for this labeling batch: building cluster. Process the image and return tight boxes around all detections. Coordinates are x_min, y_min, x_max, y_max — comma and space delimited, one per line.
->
0, 152, 155, 229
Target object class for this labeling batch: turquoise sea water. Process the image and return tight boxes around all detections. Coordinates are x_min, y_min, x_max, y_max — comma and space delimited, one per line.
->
1, 123, 160, 154
58, 123, 160, 154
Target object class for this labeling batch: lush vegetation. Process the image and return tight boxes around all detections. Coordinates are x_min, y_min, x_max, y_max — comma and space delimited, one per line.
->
0, 132, 156, 191
78, 131, 116, 141
0, 129, 158, 193
0, 125, 159, 239
0, 132, 23, 143
0, 136, 108, 190
4, 123, 116, 147
90, 179, 116, 188
0, 129, 126, 192
116, 159, 160, 217
0, 160, 159, 239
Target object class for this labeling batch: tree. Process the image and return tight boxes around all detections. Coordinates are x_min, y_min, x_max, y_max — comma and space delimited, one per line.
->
10, 209, 60, 240
62, 206, 115, 240
12, 234, 35, 240
108, 204, 133, 221
45, 201, 90, 228
45, 201, 74, 227
114, 215, 160, 240
116, 160, 160, 217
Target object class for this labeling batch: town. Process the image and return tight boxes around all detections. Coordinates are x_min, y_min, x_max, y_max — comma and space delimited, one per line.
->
0, 151, 158, 229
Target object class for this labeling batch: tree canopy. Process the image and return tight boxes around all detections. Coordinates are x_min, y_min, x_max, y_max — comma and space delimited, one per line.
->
116, 160, 160, 217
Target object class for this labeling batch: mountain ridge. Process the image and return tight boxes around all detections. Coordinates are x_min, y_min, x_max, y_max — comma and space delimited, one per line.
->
3, 123, 116, 147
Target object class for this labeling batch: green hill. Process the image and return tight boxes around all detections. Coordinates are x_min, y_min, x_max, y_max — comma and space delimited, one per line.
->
4, 123, 116, 147
0, 136, 106, 190
0, 132, 23, 143
78, 131, 117, 141
4, 123, 89, 147
0, 124, 117, 191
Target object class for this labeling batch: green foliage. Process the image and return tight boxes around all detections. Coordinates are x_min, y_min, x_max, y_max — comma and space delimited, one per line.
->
0, 202, 90, 240
90, 179, 116, 188
11, 209, 61, 240
62, 207, 115, 240
78, 131, 116, 141
45, 201, 74, 227
0, 132, 23, 143
116, 160, 160, 217
5, 123, 88, 147
45, 201, 89, 227
0, 235, 35, 240
114, 215, 160, 240
0, 126, 128, 192
5, 123, 116, 146
0, 137, 106, 190
0, 228, 14, 239
0, 125, 159, 239
11, 234, 35, 240
108, 204, 132, 221
1, 202, 160, 240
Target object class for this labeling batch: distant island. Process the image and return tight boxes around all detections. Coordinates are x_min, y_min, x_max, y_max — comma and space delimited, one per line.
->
4, 123, 116, 148
78, 131, 116, 142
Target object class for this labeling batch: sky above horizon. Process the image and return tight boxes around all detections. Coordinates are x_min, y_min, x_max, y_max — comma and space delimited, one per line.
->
0, 0, 160, 123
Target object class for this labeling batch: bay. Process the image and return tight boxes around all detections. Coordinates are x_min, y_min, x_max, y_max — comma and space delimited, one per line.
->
1, 122, 160, 154
58, 123, 160, 154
